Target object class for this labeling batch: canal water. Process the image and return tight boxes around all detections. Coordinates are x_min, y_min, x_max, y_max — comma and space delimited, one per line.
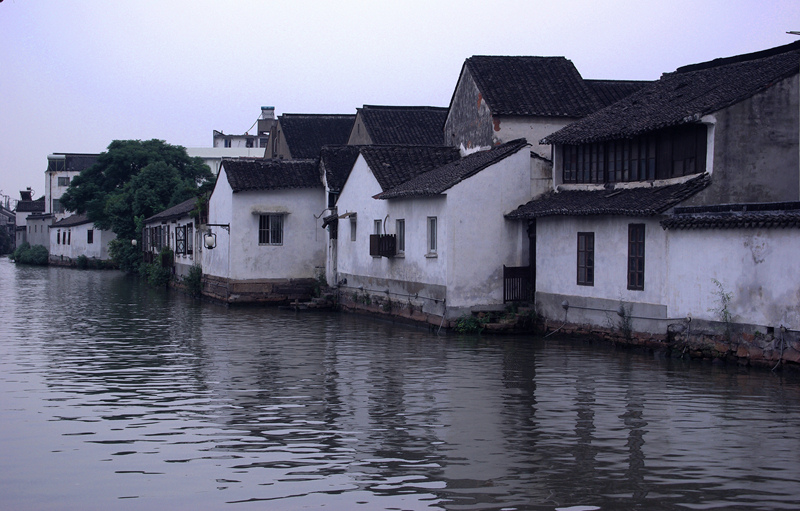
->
1, 259, 800, 511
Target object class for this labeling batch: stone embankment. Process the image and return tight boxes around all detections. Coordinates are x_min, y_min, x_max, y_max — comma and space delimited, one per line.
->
335, 287, 799, 370
546, 318, 800, 370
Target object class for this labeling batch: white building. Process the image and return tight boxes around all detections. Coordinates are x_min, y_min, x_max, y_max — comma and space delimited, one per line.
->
332, 140, 532, 322
201, 158, 325, 303
49, 214, 116, 265
508, 41, 800, 349
143, 197, 201, 278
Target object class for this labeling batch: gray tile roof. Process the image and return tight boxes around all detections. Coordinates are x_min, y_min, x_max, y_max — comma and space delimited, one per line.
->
279, 114, 356, 159
584, 79, 653, 108
661, 201, 800, 229
464, 55, 602, 117
359, 146, 461, 191
376, 139, 529, 199
543, 41, 800, 145
53, 213, 92, 228
357, 105, 448, 145
222, 158, 321, 192
15, 198, 45, 213
320, 145, 361, 193
506, 174, 711, 219
144, 197, 198, 223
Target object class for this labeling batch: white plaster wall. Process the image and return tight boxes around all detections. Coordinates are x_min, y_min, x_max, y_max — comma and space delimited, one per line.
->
445, 148, 532, 308
49, 223, 115, 260
665, 228, 800, 328
536, 216, 668, 305
228, 187, 326, 281
26, 218, 51, 249
202, 170, 234, 279
46, 170, 80, 220
335, 156, 448, 291
336, 148, 532, 311
496, 116, 574, 159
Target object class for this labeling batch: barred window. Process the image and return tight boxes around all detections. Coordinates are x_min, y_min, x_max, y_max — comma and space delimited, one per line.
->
259, 214, 283, 245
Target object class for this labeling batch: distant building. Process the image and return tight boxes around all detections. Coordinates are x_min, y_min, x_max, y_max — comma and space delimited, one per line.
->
212, 106, 276, 151
49, 213, 116, 265
0, 198, 14, 253
14, 188, 44, 247
45, 153, 98, 220
187, 107, 276, 175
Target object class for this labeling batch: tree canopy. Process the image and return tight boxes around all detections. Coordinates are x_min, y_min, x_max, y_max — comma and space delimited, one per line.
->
60, 139, 214, 271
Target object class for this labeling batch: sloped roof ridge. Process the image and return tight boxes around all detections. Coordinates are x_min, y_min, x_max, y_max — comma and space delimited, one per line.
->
358, 145, 461, 191
53, 213, 92, 228
542, 44, 800, 145
144, 197, 198, 223
222, 158, 322, 192
464, 54, 601, 117
376, 138, 530, 199
280, 113, 356, 118
361, 105, 448, 111
676, 40, 800, 74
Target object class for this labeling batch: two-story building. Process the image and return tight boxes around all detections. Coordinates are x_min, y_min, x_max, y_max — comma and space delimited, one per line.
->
507, 41, 800, 352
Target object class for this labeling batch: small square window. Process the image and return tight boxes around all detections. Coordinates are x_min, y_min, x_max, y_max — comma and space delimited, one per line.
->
259, 214, 283, 245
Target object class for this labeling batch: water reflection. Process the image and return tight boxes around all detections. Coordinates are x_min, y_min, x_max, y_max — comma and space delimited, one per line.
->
2, 259, 800, 510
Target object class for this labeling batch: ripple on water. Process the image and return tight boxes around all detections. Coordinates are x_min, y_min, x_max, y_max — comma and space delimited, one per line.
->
2, 260, 800, 510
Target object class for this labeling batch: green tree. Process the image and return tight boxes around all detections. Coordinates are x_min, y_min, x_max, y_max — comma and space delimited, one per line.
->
60, 140, 214, 272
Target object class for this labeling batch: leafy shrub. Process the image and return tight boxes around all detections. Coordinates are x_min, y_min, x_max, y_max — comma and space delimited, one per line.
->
76, 255, 89, 269
11, 242, 49, 266
144, 262, 172, 287
183, 264, 203, 297
455, 313, 487, 334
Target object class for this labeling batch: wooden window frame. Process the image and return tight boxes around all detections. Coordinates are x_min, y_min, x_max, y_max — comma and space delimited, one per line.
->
627, 224, 645, 290
577, 232, 594, 286
561, 125, 706, 184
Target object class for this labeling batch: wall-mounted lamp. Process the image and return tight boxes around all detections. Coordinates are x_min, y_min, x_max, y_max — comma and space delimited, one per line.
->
204, 231, 217, 250
203, 223, 229, 250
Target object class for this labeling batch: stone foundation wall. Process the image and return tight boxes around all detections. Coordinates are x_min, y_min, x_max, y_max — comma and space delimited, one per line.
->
543, 317, 800, 370
201, 275, 317, 304
48, 255, 116, 269
337, 288, 449, 329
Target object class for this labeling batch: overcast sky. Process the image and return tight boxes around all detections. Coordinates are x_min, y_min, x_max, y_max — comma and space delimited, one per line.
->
2, 0, 798, 205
